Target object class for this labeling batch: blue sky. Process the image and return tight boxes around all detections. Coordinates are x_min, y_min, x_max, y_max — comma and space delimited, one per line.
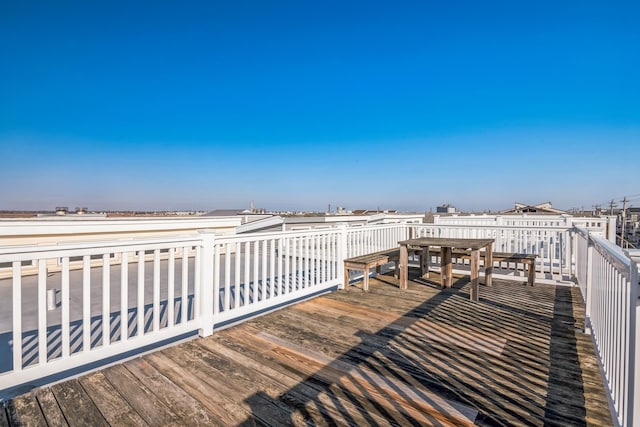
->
1, 1, 638, 212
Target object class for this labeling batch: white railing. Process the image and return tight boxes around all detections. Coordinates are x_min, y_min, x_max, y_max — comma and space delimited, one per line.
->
208, 228, 345, 328
433, 214, 609, 231
0, 223, 407, 396
574, 227, 639, 427
433, 214, 613, 239
345, 223, 408, 258
0, 236, 203, 395
2, 220, 638, 427
433, 213, 575, 227
410, 224, 573, 278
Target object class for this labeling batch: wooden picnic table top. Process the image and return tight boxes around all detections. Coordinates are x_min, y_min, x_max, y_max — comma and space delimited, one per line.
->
398, 237, 495, 250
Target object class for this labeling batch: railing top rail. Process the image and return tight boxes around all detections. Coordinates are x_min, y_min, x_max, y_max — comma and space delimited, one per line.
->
575, 226, 633, 279
0, 217, 242, 236
216, 226, 344, 243
0, 222, 408, 259
573, 226, 591, 240
0, 235, 203, 259
346, 223, 407, 231
414, 223, 574, 231
216, 222, 407, 244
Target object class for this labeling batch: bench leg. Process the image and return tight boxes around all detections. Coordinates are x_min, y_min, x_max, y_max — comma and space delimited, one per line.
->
441, 247, 452, 288
399, 245, 409, 290
394, 260, 399, 279
470, 249, 480, 302
363, 267, 370, 292
420, 246, 429, 279
527, 261, 535, 286
485, 243, 493, 287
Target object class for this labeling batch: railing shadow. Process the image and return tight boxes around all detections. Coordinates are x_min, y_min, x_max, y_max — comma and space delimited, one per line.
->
543, 286, 586, 424
0, 295, 198, 399
240, 271, 596, 426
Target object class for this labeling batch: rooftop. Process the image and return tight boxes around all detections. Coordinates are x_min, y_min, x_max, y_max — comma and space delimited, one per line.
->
3, 272, 612, 426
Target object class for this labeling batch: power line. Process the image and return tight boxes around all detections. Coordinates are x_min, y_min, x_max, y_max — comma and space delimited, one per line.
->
619, 196, 628, 247
592, 193, 640, 210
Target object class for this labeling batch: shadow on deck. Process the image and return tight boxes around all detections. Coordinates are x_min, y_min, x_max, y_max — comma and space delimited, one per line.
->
2, 271, 612, 426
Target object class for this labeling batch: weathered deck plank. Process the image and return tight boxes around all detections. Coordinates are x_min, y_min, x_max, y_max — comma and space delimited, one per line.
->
101, 364, 182, 426
144, 350, 259, 426
77, 371, 148, 426
123, 357, 214, 425
34, 388, 68, 426
50, 379, 109, 427
3, 273, 613, 426
0, 408, 8, 427
200, 335, 394, 426
5, 392, 47, 427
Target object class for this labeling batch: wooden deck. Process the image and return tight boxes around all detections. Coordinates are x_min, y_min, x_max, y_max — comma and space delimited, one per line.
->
1, 271, 613, 426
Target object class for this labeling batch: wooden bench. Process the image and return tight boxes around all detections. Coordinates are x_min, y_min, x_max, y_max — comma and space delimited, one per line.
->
490, 252, 537, 286
426, 249, 538, 286
344, 248, 537, 291
344, 249, 401, 291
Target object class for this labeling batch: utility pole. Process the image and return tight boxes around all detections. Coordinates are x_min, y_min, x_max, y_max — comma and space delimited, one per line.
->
621, 197, 628, 247
609, 199, 616, 216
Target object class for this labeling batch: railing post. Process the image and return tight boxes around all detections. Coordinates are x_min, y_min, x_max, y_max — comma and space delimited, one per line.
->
584, 238, 594, 334
607, 215, 617, 243
629, 257, 639, 427
568, 229, 575, 279
337, 224, 348, 290
563, 230, 572, 279
198, 230, 216, 337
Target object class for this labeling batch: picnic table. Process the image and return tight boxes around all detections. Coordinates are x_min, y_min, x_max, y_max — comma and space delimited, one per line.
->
398, 237, 494, 302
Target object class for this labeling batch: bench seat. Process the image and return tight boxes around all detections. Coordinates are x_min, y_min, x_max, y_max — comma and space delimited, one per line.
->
426, 248, 538, 286
344, 249, 401, 291
344, 248, 538, 291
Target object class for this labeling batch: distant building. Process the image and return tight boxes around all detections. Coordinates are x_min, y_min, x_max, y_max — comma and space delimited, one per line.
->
236, 212, 424, 234
618, 207, 640, 248
501, 202, 566, 215
205, 209, 252, 216
204, 209, 271, 225
38, 207, 106, 219
352, 209, 398, 215
436, 204, 457, 214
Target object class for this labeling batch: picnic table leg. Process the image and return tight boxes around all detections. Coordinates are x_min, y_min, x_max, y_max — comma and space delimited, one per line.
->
344, 266, 350, 289
527, 260, 535, 286
470, 249, 480, 302
399, 244, 408, 290
420, 246, 430, 279
441, 247, 452, 287
485, 242, 493, 287
363, 266, 370, 291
